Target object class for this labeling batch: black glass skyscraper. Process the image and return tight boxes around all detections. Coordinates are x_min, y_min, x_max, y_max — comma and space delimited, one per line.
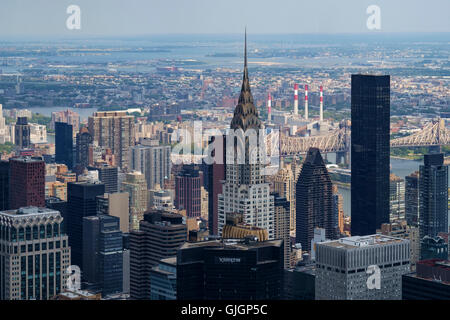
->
67, 181, 105, 268
351, 74, 390, 236
55, 122, 74, 169
419, 153, 448, 240
83, 214, 123, 296
295, 148, 335, 250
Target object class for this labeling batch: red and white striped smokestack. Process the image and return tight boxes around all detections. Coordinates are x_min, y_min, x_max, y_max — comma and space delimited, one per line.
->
294, 83, 299, 115
304, 84, 309, 120
267, 92, 272, 122
319, 85, 323, 122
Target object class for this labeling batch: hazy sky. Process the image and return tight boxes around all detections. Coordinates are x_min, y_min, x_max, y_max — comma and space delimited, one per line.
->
0, 0, 449, 37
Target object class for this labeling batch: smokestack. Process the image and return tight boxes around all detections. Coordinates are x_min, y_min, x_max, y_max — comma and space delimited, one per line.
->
267, 92, 272, 122
294, 83, 298, 115
319, 85, 323, 122
304, 85, 309, 120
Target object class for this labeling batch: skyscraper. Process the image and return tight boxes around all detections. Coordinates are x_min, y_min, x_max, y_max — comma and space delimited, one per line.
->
9, 156, 45, 209
315, 235, 410, 300
96, 192, 130, 233
175, 165, 201, 218
129, 143, 171, 190
207, 135, 225, 236
295, 148, 335, 251
129, 210, 186, 300
405, 171, 419, 227
75, 127, 93, 171
273, 194, 291, 269
218, 31, 274, 239
88, 111, 135, 170
390, 173, 405, 222
121, 171, 148, 230
0, 207, 71, 300
14, 116, 31, 149
66, 181, 105, 268
83, 214, 123, 296
55, 122, 73, 169
351, 74, 390, 236
177, 239, 283, 300
88, 164, 118, 194
419, 153, 448, 240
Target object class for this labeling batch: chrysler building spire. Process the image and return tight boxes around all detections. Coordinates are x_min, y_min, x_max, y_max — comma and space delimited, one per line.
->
231, 29, 261, 131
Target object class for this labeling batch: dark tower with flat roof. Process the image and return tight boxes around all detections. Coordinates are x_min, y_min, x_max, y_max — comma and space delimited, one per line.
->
351, 74, 390, 236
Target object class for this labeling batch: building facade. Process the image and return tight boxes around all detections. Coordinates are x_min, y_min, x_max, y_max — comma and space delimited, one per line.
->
88, 111, 135, 170
129, 210, 186, 300
0, 207, 71, 300
315, 235, 410, 300
351, 75, 390, 236
419, 153, 448, 240
218, 35, 274, 239
55, 122, 74, 170
9, 157, 45, 210
296, 148, 336, 251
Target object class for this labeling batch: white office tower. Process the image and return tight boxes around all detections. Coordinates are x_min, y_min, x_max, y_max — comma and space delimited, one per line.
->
315, 235, 410, 300
218, 32, 274, 239
0, 207, 71, 300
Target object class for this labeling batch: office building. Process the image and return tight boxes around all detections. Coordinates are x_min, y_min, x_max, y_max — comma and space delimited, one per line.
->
0, 160, 9, 210
177, 239, 283, 300
378, 221, 420, 268
55, 122, 73, 169
9, 156, 45, 209
51, 109, 79, 132
274, 194, 291, 269
88, 111, 135, 170
419, 153, 448, 240
121, 171, 148, 230
75, 127, 93, 171
149, 257, 177, 300
14, 117, 31, 149
390, 174, 405, 222
296, 148, 335, 251
0, 207, 71, 300
405, 171, 419, 227
175, 166, 202, 218
402, 259, 450, 300
283, 263, 316, 300
332, 185, 345, 236
129, 144, 171, 190
129, 210, 186, 300
420, 236, 448, 260
351, 74, 390, 236
207, 135, 225, 236
96, 192, 130, 233
218, 34, 274, 239
83, 214, 123, 296
271, 165, 296, 232
315, 235, 410, 300
66, 181, 105, 268
88, 164, 118, 194
45, 197, 68, 234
